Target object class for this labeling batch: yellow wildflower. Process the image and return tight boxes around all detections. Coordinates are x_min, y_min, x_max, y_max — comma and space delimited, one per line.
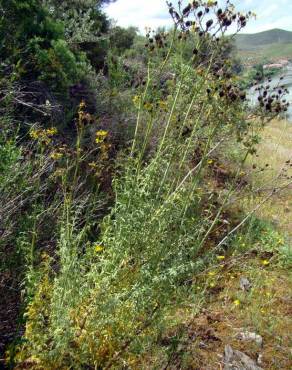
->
50, 151, 63, 160
207, 159, 214, 165
233, 299, 240, 307
29, 129, 40, 140
216, 255, 225, 260
88, 162, 98, 169
143, 102, 153, 111
95, 130, 108, 144
95, 245, 104, 253
208, 271, 216, 276
132, 95, 141, 108
79, 100, 86, 109
29, 127, 57, 143
46, 127, 58, 136
261, 259, 270, 266
158, 100, 168, 110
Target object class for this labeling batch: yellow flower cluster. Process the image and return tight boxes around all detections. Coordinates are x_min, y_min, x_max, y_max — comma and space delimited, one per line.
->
132, 95, 141, 108
29, 127, 58, 144
158, 100, 168, 111
50, 151, 63, 161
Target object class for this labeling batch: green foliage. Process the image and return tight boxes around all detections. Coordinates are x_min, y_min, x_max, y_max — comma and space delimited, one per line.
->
109, 26, 138, 55
0, 0, 110, 97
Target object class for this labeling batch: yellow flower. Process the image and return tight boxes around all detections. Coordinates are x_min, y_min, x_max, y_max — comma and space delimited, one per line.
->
95, 245, 104, 253
207, 159, 214, 165
210, 282, 215, 288
29, 127, 57, 143
29, 129, 40, 140
143, 102, 153, 111
88, 162, 97, 169
95, 130, 108, 144
50, 151, 63, 160
261, 259, 270, 266
216, 255, 225, 260
79, 100, 86, 109
158, 100, 168, 110
233, 299, 240, 307
208, 271, 216, 276
132, 95, 141, 108
46, 127, 58, 136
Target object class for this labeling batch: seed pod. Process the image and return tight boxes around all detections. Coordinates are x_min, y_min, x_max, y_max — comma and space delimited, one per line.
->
183, 4, 191, 15
206, 19, 213, 28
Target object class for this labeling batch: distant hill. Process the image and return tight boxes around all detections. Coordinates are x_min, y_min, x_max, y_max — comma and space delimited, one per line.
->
234, 29, 292, 64
235, 29, 292, 50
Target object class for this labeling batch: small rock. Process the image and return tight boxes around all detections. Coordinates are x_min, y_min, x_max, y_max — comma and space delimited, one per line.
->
223, 344, 263, 370
257, 353, 263, 366
239, 277, 252, 292
236, 331, 263, 346
199, 341, 208, 349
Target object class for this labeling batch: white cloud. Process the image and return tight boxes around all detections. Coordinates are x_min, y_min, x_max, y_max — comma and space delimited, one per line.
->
105, 0, 170, 31
104, 0, 292, 34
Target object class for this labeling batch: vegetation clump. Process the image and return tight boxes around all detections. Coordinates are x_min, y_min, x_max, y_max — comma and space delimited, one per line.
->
0, 1, 291, 369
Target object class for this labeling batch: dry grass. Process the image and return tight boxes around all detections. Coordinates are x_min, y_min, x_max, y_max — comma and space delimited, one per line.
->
247, 119, 292, 236
137, 254, 292, 369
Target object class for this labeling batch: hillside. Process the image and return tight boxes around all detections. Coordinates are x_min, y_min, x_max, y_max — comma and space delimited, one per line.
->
235, 28, 292, 50
235, 29, 292, 64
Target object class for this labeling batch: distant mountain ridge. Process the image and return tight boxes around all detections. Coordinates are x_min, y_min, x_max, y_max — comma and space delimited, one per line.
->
235, 29, 292, 51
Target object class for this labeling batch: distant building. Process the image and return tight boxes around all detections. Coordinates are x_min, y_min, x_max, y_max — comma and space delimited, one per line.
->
263, 59, 289, 70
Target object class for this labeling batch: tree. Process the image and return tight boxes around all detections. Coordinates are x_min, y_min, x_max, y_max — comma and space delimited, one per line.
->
0, 0, 87, 93
109, 26, 138, 55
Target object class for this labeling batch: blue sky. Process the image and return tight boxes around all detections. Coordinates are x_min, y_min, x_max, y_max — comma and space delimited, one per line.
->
105, 0, 292, 34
